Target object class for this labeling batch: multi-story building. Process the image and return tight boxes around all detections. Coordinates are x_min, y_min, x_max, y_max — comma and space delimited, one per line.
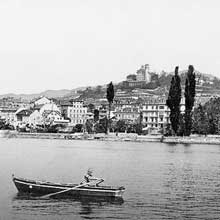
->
122, 80, 146, 88
142, 97, 185, 131
142, 99, 170, 130
136, 65, 146, 81
67, 101, 88, 125
0, 107, 18, 125
59, 100, 72, 119
136, 64, 151, 82
126, 74, 136, 81
114, 104, 140, 123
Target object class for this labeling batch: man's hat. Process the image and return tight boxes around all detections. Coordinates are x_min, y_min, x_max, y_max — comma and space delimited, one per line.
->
87, 168, 93, 175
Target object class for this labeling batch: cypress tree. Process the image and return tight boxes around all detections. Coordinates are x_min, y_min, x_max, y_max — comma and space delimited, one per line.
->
106, 82, 114, 133
166, 66, 181, 135
184, 65, 196, 136
94, 109, 99, 122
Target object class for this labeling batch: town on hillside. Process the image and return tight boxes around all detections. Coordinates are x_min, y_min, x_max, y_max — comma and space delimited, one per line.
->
0, 64, 220, 135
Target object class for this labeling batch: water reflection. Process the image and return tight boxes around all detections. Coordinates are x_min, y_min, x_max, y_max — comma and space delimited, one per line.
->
3, 139, 220, 219
12, 193, 124, 218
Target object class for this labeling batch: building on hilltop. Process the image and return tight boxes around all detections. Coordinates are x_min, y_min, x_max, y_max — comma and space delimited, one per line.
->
126, 74, 137, 81
136, 64, 151, 82
122, 64, 152, 88
122, 80, 146, 88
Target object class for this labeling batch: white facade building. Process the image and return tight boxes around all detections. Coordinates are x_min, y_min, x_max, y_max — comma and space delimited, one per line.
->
29, 110, 44, 125
34, 97, 51, 106
39, 103, 61, 115
142, 98, 185, 131
67, 101, 88, 125
142, 101, 170, 130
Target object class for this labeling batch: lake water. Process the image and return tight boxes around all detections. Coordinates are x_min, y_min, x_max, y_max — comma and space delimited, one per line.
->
0, 138, 220, 219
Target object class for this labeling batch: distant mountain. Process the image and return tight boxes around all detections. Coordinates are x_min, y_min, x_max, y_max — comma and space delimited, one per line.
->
0, 70, 219, 101
0, 88, 83, 101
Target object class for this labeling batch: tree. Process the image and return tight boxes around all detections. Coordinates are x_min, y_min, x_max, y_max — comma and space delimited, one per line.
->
99, 116, 108, 133
184, 65, 196, 136
106, 82, 114, 133
138, 112, 143, 135
192, 104, 209, 135
116, 120, 127, 132
87, 103, 95, 113
166, 66, 182, 135
85, 119, 93, 134
75, 124, 83, 132
177, 113, 185, 136
94, 109, 99, 122
196, 97, 220, 134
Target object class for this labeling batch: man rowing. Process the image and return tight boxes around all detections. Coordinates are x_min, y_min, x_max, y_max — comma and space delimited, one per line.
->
82, 169, 104, 186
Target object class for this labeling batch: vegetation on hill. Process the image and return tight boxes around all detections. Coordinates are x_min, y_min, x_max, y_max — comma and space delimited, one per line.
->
77, 86, 105, 100
192, 97, 220, 134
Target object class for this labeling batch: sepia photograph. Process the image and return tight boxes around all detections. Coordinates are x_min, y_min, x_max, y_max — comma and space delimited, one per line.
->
0, 0, 220, 219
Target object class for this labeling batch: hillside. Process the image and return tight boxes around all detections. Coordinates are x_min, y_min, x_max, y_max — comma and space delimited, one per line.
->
0, 70, 219, 101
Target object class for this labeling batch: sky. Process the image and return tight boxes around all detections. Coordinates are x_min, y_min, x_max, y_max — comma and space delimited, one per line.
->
0, 0, 220, 94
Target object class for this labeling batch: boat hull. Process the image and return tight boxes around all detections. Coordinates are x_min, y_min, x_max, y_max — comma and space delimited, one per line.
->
13, 177, 125, 198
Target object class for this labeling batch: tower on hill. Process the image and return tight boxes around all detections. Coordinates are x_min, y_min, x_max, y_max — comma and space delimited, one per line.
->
136, 64, 151, 82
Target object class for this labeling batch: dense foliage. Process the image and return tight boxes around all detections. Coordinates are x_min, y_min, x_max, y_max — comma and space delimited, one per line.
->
166, 66, 182, 134
192, 98, 220, 134
184, 65, 196, 136
94, 109, 99, 122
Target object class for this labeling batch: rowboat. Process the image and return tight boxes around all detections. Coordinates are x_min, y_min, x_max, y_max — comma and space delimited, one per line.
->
12, 175, 125, 199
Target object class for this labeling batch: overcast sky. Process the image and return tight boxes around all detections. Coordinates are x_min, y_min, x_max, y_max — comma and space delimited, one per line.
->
0, 0, 220, 94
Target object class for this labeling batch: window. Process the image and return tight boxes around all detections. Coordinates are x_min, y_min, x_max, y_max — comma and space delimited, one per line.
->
159, 106, 164, 109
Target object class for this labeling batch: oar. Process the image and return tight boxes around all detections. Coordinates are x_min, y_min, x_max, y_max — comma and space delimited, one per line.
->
39, 181, 97, 199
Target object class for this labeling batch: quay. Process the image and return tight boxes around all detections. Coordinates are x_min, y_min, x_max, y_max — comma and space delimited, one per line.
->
1, 130, 220, 145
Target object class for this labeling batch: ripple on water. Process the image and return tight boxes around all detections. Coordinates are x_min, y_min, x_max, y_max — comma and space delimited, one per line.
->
0, 139, 220, 219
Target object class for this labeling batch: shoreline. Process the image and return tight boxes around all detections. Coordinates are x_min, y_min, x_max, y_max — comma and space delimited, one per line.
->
1, 130, 220, 145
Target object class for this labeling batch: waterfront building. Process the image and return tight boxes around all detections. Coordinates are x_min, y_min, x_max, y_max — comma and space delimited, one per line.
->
0, 107, 18, 125
59, 100, 72, 119
114, 106, 140, 123
28, 110, 44, 125
39, 103, 61, 115
67, 101, 88, 125
142, 98, 170, 131
142, 97, 185, 132
15, 108, 33, 125
42, 110, 69, 125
